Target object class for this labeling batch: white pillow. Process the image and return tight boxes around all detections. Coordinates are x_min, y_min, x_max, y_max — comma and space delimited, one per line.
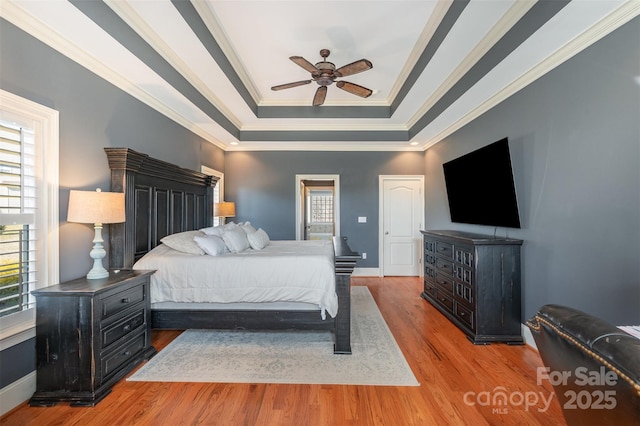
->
194, 235, 227, 256
240, 221, 257, 235
200, 226, 224, 237
222, 221, 238, 230
222, 226, 250, 253
160, 230, 204, 255
247, 228, 270, 250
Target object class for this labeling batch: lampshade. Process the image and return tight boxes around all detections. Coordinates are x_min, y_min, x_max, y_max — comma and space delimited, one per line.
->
214, 201, 235, 218
68, 189, 125, 224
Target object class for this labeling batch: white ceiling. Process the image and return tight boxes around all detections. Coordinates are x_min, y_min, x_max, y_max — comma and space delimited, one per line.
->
2, 0, 638, 151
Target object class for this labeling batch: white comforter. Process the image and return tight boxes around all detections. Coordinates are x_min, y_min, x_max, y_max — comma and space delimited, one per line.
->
133, 240, 338, 317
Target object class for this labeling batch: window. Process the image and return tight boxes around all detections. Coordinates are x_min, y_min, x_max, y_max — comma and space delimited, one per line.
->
308, 190, 334, 224
0, 123, 36, 316
0, 90, 59, 336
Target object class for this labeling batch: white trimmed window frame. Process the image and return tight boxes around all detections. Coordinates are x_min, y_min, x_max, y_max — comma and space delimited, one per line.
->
201, 165, 224, 226
0, 90, 59, 343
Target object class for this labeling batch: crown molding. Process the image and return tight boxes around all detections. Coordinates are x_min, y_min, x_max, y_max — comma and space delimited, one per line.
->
407, 0, 536, 129
105, 0, 243, 130
422, 0, 640, 151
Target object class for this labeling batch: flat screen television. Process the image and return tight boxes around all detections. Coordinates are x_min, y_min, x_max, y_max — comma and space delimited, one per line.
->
443, 137, 521, 228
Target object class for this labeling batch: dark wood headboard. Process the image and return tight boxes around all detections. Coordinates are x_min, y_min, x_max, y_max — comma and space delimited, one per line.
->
106, 148, 217, 269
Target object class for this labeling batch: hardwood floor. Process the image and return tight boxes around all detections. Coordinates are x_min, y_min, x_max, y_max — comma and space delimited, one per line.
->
2, 277, 565, 425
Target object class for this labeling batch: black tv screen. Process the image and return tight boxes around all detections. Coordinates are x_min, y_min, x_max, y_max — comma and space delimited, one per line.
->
443, 138, 521, 228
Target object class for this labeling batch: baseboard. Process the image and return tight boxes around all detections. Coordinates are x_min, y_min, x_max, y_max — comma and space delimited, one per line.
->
0, 371, 35, 416
522, 323, 537, 350
352, 267, 380, 277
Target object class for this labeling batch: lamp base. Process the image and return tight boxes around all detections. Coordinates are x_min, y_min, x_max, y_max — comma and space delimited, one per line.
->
87, 266, 109, 280
86, 223, 109, 280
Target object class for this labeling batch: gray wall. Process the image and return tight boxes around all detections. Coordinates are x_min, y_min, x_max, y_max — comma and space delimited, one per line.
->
424, 17, 640, 324
1, 19, 225, 283
225, 151, 424, 267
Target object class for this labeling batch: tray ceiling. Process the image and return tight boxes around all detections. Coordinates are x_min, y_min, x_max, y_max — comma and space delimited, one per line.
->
2, 0, 638, 151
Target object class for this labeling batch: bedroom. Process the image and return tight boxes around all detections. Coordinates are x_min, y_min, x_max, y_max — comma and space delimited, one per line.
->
1, 0, 639, 423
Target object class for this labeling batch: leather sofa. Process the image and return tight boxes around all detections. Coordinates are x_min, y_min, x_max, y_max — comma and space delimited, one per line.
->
527, 304, 640, 425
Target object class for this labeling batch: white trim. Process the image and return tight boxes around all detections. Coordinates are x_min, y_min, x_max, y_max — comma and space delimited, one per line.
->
0, 89, 60, 336
352, 267, 380, 277
423, 0, 640, 150
201, 166, 224, 197
378, 175, 425, 277
295, 175, 340, 241
522, 323, 537, 350
0, 371, 36, 416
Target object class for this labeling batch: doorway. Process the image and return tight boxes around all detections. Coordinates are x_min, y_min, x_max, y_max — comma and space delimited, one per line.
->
296, 175, 340, 240
379, 176, 424, 276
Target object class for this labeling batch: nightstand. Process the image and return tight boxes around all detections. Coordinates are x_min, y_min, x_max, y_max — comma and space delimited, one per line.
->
29, 269, 157, 407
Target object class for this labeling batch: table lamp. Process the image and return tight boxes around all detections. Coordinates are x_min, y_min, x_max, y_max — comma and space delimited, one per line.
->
67, 188, 125, 279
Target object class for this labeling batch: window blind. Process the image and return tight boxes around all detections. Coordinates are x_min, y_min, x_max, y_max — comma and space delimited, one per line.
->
0, 123, 37, 316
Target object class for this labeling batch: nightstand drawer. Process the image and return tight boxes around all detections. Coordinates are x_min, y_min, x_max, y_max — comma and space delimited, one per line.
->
102, 332, 147, 379
102, 308, 146, 348
101, 285, 144, 319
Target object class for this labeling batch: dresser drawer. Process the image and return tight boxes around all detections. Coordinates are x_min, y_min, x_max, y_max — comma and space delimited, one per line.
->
435, 273, 454, 294
101, 285, 145, 319
423, 280, 436, 298
102, 332, 147, 379
102, 308, 146, 349
435, 257, 453, 276
435, 290, 454, 313
435, 241, 453, 259
455, 303, 474, 330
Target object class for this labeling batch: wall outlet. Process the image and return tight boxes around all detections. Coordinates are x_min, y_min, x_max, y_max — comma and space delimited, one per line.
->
358, 216, 367, 223
362, 252, 367, 259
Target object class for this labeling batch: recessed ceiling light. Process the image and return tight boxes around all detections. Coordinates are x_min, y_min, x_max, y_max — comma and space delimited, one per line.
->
409, 141, 419, 146
230, 141, 239, 146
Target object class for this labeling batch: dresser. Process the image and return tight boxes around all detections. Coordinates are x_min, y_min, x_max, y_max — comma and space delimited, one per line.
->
421, 230, 523, 344
30, 270, 157, 406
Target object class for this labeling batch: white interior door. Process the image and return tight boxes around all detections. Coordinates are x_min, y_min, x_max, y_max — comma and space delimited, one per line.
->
381, 177, 424, 276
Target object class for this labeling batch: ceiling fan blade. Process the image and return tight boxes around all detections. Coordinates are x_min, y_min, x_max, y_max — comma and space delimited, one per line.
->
335, 59, 372, 77
336, 81, 372, 98
312, 86, 327, 106
271, 80, 312, 91
290, 56, 318, 73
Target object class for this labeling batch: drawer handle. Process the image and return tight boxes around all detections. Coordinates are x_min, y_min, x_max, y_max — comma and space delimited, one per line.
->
123, 325, 131, 331
123, 350, 131, 356
121, 297, 130, 303
459, 312, 466, 317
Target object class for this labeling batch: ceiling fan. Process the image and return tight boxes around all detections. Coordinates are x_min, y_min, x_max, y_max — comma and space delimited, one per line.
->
271, 49, 373, 106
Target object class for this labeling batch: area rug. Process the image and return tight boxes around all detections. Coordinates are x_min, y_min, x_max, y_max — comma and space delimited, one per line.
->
128, 287, 419, 386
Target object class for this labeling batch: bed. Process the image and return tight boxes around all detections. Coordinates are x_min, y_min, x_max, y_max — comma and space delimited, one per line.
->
105, 148, 359, 354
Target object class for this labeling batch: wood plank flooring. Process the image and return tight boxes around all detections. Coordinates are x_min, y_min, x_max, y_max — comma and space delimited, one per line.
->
1, 277, 565, 425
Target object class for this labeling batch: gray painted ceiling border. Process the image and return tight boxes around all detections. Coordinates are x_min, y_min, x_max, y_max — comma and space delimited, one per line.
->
70, 0, 570, 144
69, 0, 240, 139
409, 0, 571, 138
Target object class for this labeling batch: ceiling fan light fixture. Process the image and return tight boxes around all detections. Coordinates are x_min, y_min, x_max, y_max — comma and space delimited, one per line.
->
272, 48, 373, 106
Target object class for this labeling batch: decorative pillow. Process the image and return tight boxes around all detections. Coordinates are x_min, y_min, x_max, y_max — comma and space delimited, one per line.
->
222, 221, 238, 230
200, 226, 224, 237
160, 230, 204, 255
194, 235, 227, 256
240, 221, 257, 235
247, 228, 270, 250
222, 226, 251, 253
